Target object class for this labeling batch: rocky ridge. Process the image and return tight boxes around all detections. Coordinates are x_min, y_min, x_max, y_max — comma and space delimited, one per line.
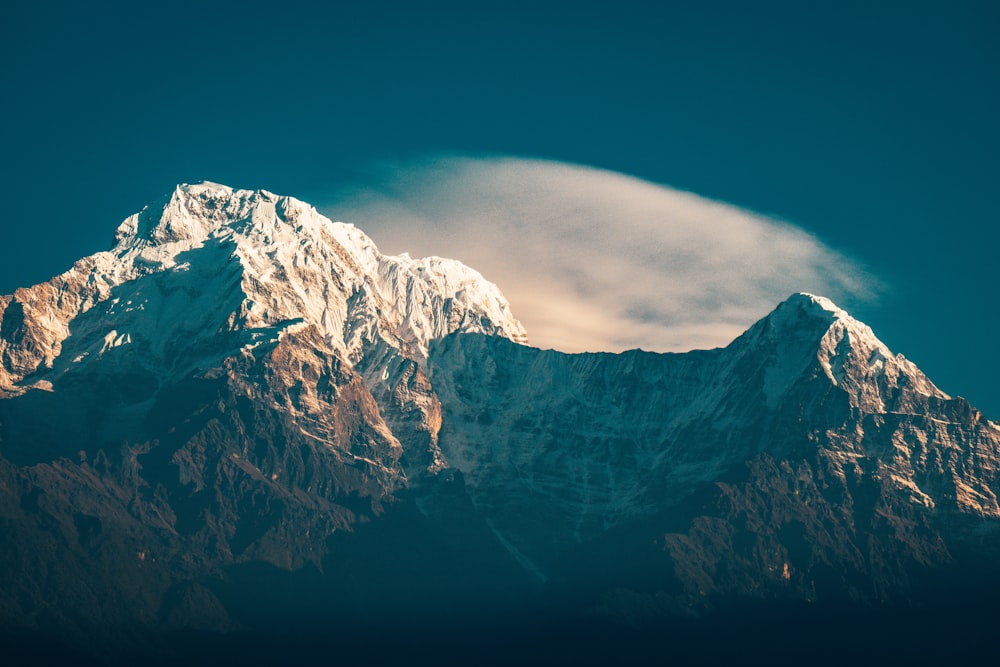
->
428, 293, 1000, 587
1, 184, 999, 663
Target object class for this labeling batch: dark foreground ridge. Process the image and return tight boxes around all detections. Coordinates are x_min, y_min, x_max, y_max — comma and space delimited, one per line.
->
5, 565, 1000, 666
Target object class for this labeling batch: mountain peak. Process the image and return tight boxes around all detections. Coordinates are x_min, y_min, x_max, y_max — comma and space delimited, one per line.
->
112, 181, 300, 249
756, 292, 876, 347
735, 292, 948, 413
1, 184, 528, 394
771, 291, 849, 323
179, 180, 235, 193
788, 291, 845, 312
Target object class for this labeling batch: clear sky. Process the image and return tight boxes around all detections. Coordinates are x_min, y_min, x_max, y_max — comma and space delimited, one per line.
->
1, 1, 997, 416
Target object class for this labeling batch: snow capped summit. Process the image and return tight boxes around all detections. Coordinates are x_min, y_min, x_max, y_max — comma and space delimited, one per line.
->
0, 183, 527, 394
753, 292, 854, 334
428, 289, 1000, 573
786, 291, 847, 314
112, 182, 245, 247
731, 292, 947, 413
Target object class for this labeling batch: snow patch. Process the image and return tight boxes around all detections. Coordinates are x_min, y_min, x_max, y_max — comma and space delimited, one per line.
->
100, 330, 132, 354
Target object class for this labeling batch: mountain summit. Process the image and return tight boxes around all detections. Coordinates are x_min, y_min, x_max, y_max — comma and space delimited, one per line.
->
1, 182, 525, 396
1, 184, 998, 664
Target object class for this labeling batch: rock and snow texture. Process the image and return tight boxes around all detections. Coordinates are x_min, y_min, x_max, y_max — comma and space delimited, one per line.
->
0, 182, 526, 396
738, 293, 947, 412
2, 182, 1000, 631
429, 293, 1000, 573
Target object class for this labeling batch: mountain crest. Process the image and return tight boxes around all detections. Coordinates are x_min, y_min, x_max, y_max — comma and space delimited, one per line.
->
0, 183, 527, 396
737, 292, 947, 413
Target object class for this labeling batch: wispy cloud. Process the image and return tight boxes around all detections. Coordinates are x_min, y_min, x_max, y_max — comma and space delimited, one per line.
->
318, 156, 880, 352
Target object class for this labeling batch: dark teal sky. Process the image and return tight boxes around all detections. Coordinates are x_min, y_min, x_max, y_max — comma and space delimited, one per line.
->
2, 1, 998, 415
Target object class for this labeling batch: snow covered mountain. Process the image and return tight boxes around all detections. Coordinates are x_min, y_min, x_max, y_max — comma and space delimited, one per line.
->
0, 182, 525, 478
2, 182, 524, 386
430, 293, 1000, 602
1, 183, 998, 664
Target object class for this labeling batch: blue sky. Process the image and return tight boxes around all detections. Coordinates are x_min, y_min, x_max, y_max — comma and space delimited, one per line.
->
1, 1, 997, 415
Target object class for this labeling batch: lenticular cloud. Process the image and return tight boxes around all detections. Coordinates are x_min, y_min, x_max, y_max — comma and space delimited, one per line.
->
320, 156, 879, 353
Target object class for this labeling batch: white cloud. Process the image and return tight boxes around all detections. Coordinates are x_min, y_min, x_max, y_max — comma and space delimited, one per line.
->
318, 156, 880, 353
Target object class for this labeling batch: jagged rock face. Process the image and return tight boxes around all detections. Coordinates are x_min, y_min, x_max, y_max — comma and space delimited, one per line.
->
2, 184, 1000, 662
428, 294, 1000, 593
0, 325, 412, 658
